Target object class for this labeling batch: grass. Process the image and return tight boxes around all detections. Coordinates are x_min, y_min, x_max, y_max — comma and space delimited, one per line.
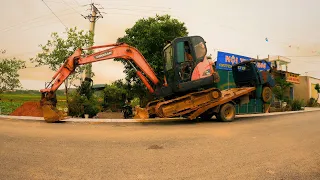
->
0, 101, 23, 115
0, 94, 66, 101
0, 93, 67, 115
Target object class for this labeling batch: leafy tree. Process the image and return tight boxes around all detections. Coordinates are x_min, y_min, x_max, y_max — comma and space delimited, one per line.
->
116, 14, 188, 106
68, 91, 101, 118
31, 27, 94, 100
103, 81, 127, 111
77, 77, 93, 99
0, 54, 26, 94
272, 77, 293, 101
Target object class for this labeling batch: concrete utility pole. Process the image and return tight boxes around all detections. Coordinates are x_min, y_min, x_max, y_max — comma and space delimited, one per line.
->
82, 3, 103, 33
81, 3, 104, 78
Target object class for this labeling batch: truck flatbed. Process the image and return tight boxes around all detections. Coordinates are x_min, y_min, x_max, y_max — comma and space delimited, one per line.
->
187, 87, 256, 120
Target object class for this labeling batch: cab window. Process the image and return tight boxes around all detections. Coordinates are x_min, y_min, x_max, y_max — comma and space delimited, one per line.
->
191, 36, 206, 60
176, 41, 193, 63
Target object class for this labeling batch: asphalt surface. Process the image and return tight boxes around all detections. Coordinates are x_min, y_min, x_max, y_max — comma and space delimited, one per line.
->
1, 111, 320, 180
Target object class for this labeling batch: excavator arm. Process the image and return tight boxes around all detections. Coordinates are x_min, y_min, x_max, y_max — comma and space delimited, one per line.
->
40, 43, 160, 122
41, 43, 159, 94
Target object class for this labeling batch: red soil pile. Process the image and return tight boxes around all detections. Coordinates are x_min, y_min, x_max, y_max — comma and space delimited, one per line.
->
10, 101, 43, 117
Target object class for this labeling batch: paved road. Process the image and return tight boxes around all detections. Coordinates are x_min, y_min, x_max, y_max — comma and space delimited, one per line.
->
1, 111, 320, 180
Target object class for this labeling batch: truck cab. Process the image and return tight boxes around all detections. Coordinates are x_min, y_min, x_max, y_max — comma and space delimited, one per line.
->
232, 59, 275, 103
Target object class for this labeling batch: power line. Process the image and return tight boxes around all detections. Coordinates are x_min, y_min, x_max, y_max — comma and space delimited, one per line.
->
73, 0, 81, 6
61, 0, 82, 15
42, 0, 67, 28
0, 7, 76, 32
0, 10, 77, 34
103, 7, 171, 13
95, 1, 172, 10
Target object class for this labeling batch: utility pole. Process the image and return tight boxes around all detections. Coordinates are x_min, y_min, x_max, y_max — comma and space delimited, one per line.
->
81, 3, 104, 79
82, 3, 103, 33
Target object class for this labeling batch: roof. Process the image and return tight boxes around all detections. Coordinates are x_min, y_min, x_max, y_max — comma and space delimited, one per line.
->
300, 76, 320, 81
92, 84, 106, 90
275, 70, 300, 76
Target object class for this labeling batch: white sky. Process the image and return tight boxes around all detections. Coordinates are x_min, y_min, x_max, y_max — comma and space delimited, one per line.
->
1, 0, 320, 90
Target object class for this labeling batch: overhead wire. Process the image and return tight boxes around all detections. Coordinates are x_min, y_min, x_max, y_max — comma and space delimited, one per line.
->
0, 4, 84, 33
61, 0, 82, 15
102, 7, 171, 13
3, 0, 319, 60
21, 12, 78, 32
73, 0, 81, 6
42, 0, 67, 28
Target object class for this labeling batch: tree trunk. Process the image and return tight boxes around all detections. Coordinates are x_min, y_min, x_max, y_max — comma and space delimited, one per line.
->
64, 79, 69, 104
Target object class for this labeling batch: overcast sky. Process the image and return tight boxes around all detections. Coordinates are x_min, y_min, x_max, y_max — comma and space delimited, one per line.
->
1, 0, 320, 90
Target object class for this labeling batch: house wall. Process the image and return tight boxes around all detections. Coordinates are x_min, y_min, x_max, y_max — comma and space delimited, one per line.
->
308, 77, 320, 102
294, 76, 320, 103
293, 76, 309, 103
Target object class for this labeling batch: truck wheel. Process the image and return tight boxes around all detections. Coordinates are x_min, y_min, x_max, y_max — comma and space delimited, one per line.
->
262, 86, 272, 103
216, 103, 235, 122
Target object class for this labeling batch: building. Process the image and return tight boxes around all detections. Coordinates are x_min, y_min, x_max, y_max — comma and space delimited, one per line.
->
271, 70, 300, 101
294, 76, 320, 104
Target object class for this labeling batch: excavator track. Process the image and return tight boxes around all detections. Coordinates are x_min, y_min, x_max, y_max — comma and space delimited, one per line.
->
154, 88, 222, 118
146, 99, 164, 117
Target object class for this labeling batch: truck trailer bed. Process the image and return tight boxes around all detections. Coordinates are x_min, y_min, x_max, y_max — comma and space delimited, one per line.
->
187, 87, 256, 120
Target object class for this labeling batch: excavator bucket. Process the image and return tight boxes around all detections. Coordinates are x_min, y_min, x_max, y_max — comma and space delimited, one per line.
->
42, 104, 64, 123
40, 92, 65, 123
134, 106, 149, 119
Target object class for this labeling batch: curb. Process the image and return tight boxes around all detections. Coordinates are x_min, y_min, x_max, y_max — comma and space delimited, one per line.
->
237, 107, 320, 118
1, 108, 320, 123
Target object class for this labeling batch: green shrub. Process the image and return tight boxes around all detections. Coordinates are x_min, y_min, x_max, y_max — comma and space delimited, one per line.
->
68, 92, 86, 117
103, 84, 126, 111
307, 98, 317, 107
291, 99, 304, 111
83, 95, 101, 118
68, 92, 101, 118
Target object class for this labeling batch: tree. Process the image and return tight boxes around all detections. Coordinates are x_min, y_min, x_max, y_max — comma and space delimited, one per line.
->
31, 27, 94, 100
116, 14, 188, 106
68, 78, 101, 118
272, 77, 293, 101
0, 55, 26, 94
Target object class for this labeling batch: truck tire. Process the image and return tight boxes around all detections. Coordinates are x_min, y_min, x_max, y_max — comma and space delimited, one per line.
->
262, 86, 272, 103
216, 103, 235, 122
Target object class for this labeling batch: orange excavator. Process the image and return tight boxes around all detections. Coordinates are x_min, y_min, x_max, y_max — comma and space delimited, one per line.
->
40, 36, 224, 122
40, 35, 261, 123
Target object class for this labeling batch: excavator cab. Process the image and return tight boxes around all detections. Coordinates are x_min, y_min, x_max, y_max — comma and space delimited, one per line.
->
156, 36, 220, 98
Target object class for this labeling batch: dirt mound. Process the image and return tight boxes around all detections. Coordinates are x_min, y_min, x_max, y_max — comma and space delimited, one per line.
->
10, 101, 43, 117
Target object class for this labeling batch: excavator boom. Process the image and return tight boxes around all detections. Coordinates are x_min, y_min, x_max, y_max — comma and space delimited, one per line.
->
41, 43, 159, 94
